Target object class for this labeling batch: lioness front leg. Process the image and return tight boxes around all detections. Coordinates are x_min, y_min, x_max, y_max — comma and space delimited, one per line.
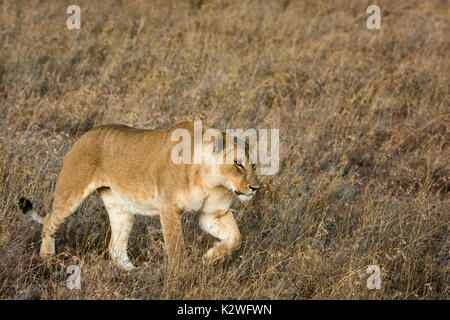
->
160, 206, 185, 268
199, 209, 241, 262
100, 189, 136, 270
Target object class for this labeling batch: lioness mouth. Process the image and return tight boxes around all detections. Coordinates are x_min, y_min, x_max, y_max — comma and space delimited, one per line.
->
234, 190, 253, 196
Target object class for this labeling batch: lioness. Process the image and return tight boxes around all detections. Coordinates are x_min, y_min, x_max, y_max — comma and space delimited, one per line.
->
19, 121, 260, 270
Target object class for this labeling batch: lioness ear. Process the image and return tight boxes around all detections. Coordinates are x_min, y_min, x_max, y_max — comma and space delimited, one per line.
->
248, 135, 258, 163
203, 128, 224, 156
249, 138, 258, 151
213, 135, 224, 154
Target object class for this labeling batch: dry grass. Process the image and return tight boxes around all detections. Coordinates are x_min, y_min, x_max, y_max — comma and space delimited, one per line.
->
0, 0, 449, 299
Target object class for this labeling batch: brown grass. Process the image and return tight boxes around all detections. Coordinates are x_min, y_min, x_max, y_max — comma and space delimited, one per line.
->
0, 0, 448, 299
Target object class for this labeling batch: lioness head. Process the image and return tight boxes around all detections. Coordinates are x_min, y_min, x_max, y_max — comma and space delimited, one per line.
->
213, 134, 261, 202
218, 156, 261, 202
171, 121, 262, 202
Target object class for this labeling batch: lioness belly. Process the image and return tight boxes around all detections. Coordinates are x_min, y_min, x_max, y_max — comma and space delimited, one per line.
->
110, 188, 161, 216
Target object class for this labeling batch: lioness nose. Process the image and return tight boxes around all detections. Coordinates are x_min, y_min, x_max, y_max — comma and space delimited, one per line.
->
249, 185, 260, 191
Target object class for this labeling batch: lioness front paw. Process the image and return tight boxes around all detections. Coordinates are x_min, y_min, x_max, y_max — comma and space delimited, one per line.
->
202, 246, 226, 264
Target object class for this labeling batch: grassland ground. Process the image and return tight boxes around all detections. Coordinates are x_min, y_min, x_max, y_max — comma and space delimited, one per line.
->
0, 0, 448, 299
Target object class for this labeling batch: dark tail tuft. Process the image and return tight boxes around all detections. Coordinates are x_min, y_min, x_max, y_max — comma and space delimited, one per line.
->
18, 197, 33, 214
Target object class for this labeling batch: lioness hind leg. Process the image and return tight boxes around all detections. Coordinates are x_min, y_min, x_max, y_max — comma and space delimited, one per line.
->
41, 180, 98, 258
199, 210, 241, 262
99, 189, 136, 270
41, 137, 102, 259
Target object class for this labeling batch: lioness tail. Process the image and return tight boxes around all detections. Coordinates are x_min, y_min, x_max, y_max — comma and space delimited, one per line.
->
18, 197, 44, 224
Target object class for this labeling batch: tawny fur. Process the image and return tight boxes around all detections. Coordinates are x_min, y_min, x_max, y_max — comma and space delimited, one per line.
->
35, 121, 260, 270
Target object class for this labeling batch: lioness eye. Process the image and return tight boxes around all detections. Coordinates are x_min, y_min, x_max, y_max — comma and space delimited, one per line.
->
234, 160, 243, 168
251, 164, 256, 170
